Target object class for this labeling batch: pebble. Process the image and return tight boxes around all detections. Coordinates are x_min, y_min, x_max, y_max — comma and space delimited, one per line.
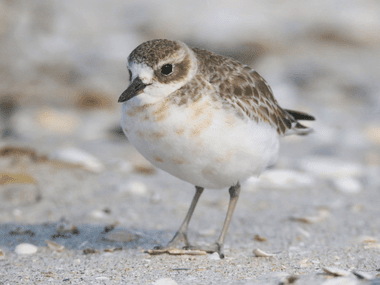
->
257, 169, 316, 190
298, 156, 364, 178
152, 278, 178, 285
118, 180, 149, 196
208, 252, 221, 260
95, 276, 110, 281
333, 177, 362, 194
50, 147, 104, 173
15, 243, 38, 255
90, 210, 108, 219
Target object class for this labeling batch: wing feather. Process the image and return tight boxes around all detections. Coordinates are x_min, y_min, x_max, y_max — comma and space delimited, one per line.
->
192, 47, 314, 136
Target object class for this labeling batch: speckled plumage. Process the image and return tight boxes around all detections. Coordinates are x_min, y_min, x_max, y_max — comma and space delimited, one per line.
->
118, 39, 315, 257
120, 39, 314, 189
126, 40, 312, 136
128, 39, 181, 66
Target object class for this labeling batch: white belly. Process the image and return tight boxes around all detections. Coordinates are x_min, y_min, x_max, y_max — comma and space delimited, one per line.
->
121, 95, 280, 189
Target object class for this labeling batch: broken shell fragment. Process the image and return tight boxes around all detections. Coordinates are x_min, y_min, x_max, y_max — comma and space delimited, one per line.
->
45, 240, 65, 252
253, 248, 278, 257
352, 271, 374, 280
254, 234, 267, 242
322, 267, 351, 277
352, 235, 377, 243
290, 209, 329, 224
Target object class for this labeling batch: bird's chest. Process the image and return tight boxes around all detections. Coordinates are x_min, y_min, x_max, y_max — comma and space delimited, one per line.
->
121, 95, 280, 189
121, 95, 229, 163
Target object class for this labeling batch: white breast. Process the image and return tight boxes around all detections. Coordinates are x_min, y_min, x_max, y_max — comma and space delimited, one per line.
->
121, 94, 280, 189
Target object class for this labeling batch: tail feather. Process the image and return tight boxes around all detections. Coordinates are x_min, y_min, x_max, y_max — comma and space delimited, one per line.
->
284, 109, 315, 121
282, 109, 315, 136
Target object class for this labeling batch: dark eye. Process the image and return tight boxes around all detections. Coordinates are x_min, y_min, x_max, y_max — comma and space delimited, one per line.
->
161, 64, 173, 75
128, 69, 132, 81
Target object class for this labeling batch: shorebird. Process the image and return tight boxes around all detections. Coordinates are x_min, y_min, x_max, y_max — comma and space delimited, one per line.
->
118, 39, 314, 258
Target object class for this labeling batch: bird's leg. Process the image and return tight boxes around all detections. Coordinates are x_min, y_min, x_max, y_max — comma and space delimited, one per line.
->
151, 186, 204, 251
186, 182, 241, 259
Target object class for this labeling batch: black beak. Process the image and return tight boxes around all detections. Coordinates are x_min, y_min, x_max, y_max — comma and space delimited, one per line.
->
118, 77, 149, 103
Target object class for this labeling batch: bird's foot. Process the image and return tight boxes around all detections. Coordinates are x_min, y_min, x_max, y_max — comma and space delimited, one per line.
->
146, 246, 207, 256
184, 242, 225, 259
146, 231, 207, 256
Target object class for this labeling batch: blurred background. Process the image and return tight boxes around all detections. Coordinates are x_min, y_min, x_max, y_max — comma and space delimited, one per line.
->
0, 0, 379, 224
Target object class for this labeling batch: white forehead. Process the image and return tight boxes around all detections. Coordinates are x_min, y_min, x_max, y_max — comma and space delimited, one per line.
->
128, 61, 154, 84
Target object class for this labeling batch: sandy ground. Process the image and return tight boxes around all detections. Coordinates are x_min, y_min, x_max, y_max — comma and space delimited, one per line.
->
1, 1, 380, 284
0, 137, 379, 284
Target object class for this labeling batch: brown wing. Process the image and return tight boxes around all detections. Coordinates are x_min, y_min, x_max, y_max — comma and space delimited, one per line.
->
192, 47, 314, 135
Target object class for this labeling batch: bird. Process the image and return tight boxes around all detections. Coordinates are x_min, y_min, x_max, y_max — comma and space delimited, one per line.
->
118, 39, 315, 258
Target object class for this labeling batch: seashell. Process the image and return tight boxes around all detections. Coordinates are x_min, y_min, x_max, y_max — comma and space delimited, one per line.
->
0, 248, 5, 259
363, 243, 380, 249
45, 240, 65, 252
254, 234, 267, 242
104, 230, 141, 243
253, 248, 278, 257
50, 147, 104, 173
352, 271, 374, 280
352, 235, 377, 243
333, 177, 362, 194
15, 243, 38, 255
95, 277, 110, 281
322, 266, 351, 277
290, 209, 329, 224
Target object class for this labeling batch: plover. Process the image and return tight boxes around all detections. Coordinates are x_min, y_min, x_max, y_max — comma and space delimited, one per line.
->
118, 39, 314, 258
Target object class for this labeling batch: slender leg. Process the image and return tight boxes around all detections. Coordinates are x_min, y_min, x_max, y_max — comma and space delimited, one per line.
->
186, 182, 241, 259
153, 186, 204, 249
215, 182, 241, 258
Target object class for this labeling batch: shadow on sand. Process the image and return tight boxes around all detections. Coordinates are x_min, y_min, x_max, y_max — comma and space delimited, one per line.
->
0, 223, 172, 251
